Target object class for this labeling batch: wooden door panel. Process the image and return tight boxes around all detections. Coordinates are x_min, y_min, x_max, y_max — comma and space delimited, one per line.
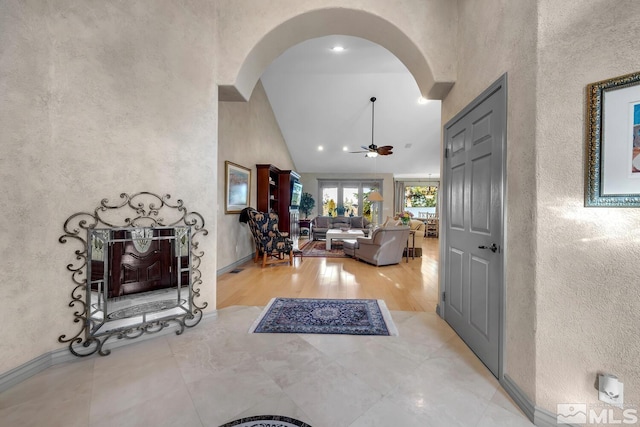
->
471, 153, 492, 234
451, 128, 466, 156
450, 165, 466, 230
470, 255, 490, 337
471, 111, 493, 146
110, 229, 174, 297
448, 247, 465, 316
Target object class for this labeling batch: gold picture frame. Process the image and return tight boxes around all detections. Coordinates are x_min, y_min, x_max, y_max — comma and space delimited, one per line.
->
585, 71, 640, 207
225, 161, 251, 214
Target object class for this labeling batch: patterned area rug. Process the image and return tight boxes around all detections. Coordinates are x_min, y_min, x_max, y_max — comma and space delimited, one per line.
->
219, 415, 311, 427
248, 298, 398, 336
298, 240, 347, 258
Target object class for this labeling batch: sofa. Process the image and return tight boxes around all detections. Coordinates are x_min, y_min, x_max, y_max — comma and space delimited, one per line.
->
344, 225, 411, 266
311, 216, 371, 240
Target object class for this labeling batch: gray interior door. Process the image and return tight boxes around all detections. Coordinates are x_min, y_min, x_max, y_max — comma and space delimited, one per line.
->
441, 75, 506, 378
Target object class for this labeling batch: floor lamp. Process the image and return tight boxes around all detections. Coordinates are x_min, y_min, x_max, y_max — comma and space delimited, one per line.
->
368, 190, 383, 227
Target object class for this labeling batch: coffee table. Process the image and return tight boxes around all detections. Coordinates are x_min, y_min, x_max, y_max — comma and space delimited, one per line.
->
326, 229, 364, 250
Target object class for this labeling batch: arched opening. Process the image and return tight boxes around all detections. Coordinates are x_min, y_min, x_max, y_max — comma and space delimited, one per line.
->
218, 8, 454, 102
217, 11, 446, 314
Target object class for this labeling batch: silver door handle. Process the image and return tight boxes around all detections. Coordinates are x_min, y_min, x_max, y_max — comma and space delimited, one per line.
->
478, 243, 498, 253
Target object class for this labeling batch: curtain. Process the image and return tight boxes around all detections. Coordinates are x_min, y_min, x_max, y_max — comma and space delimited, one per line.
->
394, 180, 405, 216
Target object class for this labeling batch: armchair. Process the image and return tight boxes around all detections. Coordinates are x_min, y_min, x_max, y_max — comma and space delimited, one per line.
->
353, 225, 410, 266
246, 208, 293, 268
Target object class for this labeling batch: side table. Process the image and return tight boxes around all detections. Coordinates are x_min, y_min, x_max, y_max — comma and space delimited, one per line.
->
299, 219, 311, 237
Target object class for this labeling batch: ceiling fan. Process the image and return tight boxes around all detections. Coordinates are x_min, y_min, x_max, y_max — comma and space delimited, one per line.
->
350, 97, 394, 157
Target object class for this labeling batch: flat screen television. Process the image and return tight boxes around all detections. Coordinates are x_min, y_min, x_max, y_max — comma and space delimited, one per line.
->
290, 182, 303, 208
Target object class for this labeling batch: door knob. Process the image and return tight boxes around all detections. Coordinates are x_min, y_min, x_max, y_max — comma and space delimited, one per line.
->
478, 243, 498, 253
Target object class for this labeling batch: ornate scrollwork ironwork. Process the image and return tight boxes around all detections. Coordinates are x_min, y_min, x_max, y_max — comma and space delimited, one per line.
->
59, 192, 208, 357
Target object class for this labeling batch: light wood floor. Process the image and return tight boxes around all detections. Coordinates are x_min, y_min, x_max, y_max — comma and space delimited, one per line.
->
217, 236, 440, 312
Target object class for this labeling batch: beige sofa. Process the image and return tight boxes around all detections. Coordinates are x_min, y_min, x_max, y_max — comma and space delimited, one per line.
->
344, 225, 410, 266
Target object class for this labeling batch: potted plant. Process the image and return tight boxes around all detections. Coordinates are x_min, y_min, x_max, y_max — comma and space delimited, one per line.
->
300, 192, 315, 219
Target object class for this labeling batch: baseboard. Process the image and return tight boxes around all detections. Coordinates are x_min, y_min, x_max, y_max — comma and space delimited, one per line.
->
535, 406, 578, 427
0, 310, 218, 394
435, 303, 442, 317
502, 374, 536, 421
502, 374, 580, 427
217, 253, 254, 276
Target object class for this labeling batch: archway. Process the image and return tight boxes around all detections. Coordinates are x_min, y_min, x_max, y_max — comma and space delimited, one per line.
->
217, 7, 455, 102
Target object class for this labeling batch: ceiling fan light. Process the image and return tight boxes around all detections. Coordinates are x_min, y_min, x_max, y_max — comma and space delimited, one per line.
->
365, 152, 378, 158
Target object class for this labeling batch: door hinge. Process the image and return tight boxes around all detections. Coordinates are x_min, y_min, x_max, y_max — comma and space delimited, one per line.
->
442, 291, 446, 302
445, 148, 450, 158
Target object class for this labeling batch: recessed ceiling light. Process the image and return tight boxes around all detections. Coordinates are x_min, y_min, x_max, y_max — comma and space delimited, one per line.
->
418, 96, 429, 105
331, 46, 345, 52
318, 146, 324, 151
342, 146, 348, 151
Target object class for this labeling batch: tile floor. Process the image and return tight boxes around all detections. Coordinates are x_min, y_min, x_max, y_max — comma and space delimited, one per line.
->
0, 306, 534, 427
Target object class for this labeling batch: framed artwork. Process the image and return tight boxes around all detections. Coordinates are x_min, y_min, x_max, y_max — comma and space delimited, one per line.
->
225, 161, 251, 214
585, 71, 640, 207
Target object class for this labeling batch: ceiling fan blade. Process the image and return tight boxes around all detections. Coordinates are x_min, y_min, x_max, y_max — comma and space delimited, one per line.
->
361, 145, 373, 151
350, 150, 369, 154
376, 145, 394, 155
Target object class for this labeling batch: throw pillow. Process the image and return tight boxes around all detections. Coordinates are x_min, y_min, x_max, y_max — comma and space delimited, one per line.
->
314, 216, 330, 228
350, 216, 364, 228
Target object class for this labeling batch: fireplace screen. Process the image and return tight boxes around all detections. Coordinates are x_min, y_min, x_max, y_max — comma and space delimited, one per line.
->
59, 192, 208, 357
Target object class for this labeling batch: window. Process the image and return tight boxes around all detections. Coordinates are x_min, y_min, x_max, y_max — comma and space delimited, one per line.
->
318, 180, 383, 222
405, 186, 438, 208
401, 183, 439, 218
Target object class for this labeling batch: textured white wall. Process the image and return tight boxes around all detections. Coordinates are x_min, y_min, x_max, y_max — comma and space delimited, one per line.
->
536, 0, 640, 415
0, 0, 218, 372
0, 0, 459, 377
442, 0, 539, 401
217, 81, 296, 270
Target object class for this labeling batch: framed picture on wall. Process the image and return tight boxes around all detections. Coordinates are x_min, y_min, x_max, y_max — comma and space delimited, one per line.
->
225, 161, 251, 214
585, 71, 640, 207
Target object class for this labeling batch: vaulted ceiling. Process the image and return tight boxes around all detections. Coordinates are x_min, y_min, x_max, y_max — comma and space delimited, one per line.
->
260, 35, 442, 179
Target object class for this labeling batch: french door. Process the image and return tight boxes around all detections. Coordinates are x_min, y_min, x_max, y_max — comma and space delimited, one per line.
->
318, 180, 382, 222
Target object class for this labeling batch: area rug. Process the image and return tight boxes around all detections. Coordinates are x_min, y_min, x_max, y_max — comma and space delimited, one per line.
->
298, 240, 347, 258
218, 415, 311, 427
248, 297, 398, 336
